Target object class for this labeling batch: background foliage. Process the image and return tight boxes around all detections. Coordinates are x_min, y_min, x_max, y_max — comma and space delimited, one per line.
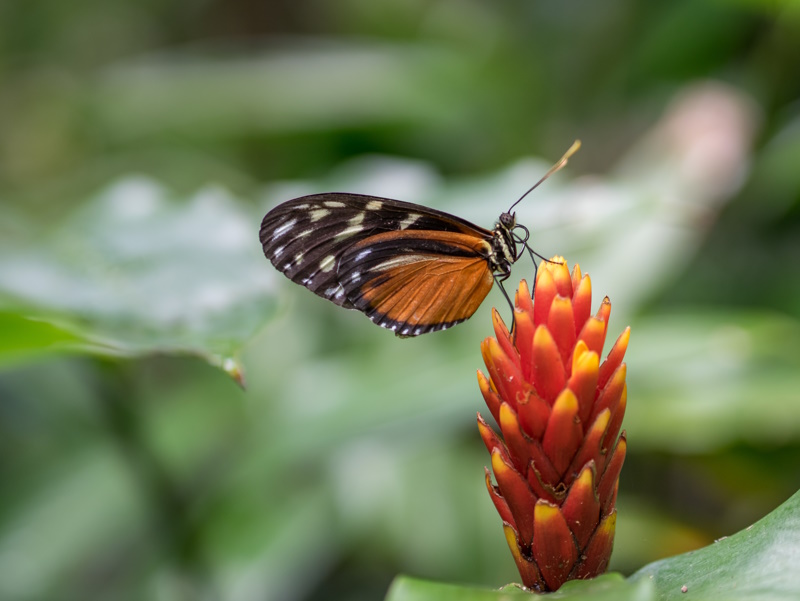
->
2, 1, 800, 600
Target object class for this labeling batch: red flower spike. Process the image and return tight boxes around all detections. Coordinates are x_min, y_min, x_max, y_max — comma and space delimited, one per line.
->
596, 296, 611, 325
577, 316, 606, 358
598, 327, 631, 390
591, 364, 627, 425
545, 257, 573, 299
526, 458, 560, 504
532, 501, 578, 590
516, 385, 551, 439
477, 412, 505, 455
574, 512, 616, 579
570, 264, 582, 293
493, 308, 519, 369
480, 259, 628, 591
499, 403, 536, 475
547, 296, 577, 372
485, 468, 515, 526
477, 370, 502, 424
561, 462, 601, 548
491, 450, 537, 547
598, 433, 627, 512
603, 385, 627, 452
525, 439, 562, 491
516, 279, 534, 318
542, 390, 583, 477
503, 524, 545, 591
513, 310, 535, 381
572, 274, 593, 337
568, 348, 600, 427
533, 268, 557, 328
483, 337, 526, 412
567, 409, 611, 481
532, 326, 566, 404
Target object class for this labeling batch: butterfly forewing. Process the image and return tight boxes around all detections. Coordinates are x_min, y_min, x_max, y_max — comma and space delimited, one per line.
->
259, 193, 494, 312
339, 230, 495, 336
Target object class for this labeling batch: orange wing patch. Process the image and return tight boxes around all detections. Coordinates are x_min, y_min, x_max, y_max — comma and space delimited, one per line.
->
340, 230, 495, 336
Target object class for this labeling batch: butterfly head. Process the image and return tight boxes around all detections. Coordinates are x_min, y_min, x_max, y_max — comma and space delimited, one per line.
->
499, 211, 516, 230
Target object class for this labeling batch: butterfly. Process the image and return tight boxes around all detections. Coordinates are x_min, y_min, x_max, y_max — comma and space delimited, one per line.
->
260, 141, 580, 337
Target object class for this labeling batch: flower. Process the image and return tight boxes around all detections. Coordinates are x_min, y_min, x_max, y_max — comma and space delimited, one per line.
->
478, 257, 629, 592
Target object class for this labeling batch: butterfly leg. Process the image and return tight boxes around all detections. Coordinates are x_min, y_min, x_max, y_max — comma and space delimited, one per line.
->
493, 272, 517, 334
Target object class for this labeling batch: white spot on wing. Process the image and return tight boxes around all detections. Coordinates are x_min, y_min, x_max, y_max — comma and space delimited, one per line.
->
294, 203, 309, 209
324, 200, 346, 208
355, 249, 372, 261
351, 272, 361, 282
273, 246, 285, 258
310, 209, 330, 222
366, 200, 383, 210
273, 218, 296, 238
297, 229, 313, 238
334, 224, 364, 240
320, 255, 336, 272
294, 252, 304, 264
399, 213, 420, 230
349, 213, 366, 226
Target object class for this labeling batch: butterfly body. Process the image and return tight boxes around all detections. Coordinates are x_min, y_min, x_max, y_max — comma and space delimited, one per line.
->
260, 193, 522, 336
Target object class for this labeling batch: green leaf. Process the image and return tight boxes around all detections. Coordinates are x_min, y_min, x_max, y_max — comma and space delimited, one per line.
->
0, 178, 277, 371
630, 489, 800, 600
385, 574, 654, 601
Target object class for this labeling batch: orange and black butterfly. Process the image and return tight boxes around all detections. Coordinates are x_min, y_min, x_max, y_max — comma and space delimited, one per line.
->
260, 141, 580, 337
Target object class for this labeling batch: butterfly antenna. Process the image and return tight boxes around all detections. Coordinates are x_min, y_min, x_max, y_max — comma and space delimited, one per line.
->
506, 140, 581, 214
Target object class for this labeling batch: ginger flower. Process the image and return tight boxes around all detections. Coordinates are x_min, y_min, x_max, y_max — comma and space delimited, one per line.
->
478, 257, 629, 592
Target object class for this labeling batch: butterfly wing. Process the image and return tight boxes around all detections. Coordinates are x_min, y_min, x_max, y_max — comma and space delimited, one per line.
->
339, 230, 495, 336
260, 193, 493, 309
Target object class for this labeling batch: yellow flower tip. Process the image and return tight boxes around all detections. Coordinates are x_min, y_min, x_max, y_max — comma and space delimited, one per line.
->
491, 447, 512, 476
571, 339, 589, 362
572, 347, 599, 378
533, 499, 560, 524
552, 388, 579, 416
503, 523, 524, 561
499, 401, 520, 433
593, 407, 611, 431
477, 369, 491, 393
574, 462, 596, 490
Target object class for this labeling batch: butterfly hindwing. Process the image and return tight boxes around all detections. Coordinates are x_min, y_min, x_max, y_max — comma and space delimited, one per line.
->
339, 230, 495, 336
259, 193, 493, 309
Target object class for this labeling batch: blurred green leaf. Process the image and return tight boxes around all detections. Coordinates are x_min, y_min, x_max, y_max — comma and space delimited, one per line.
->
627, 310, 800, 451
630, 488, 800, 600
385, 574, 654, 601
0, 311, 81, 363
0, 178, 276, 371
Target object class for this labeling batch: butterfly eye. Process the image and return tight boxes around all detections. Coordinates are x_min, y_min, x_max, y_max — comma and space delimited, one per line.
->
499, 213, 515, 229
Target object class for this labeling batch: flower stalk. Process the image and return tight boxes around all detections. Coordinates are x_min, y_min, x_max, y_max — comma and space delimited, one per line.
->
478, 257, 629, 591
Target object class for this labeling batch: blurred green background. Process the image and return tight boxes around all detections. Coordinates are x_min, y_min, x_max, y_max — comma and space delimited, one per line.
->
2, 1, 800, 600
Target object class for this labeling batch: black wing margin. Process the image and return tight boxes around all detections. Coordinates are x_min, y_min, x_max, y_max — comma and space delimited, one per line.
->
259, 192, 491, 308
